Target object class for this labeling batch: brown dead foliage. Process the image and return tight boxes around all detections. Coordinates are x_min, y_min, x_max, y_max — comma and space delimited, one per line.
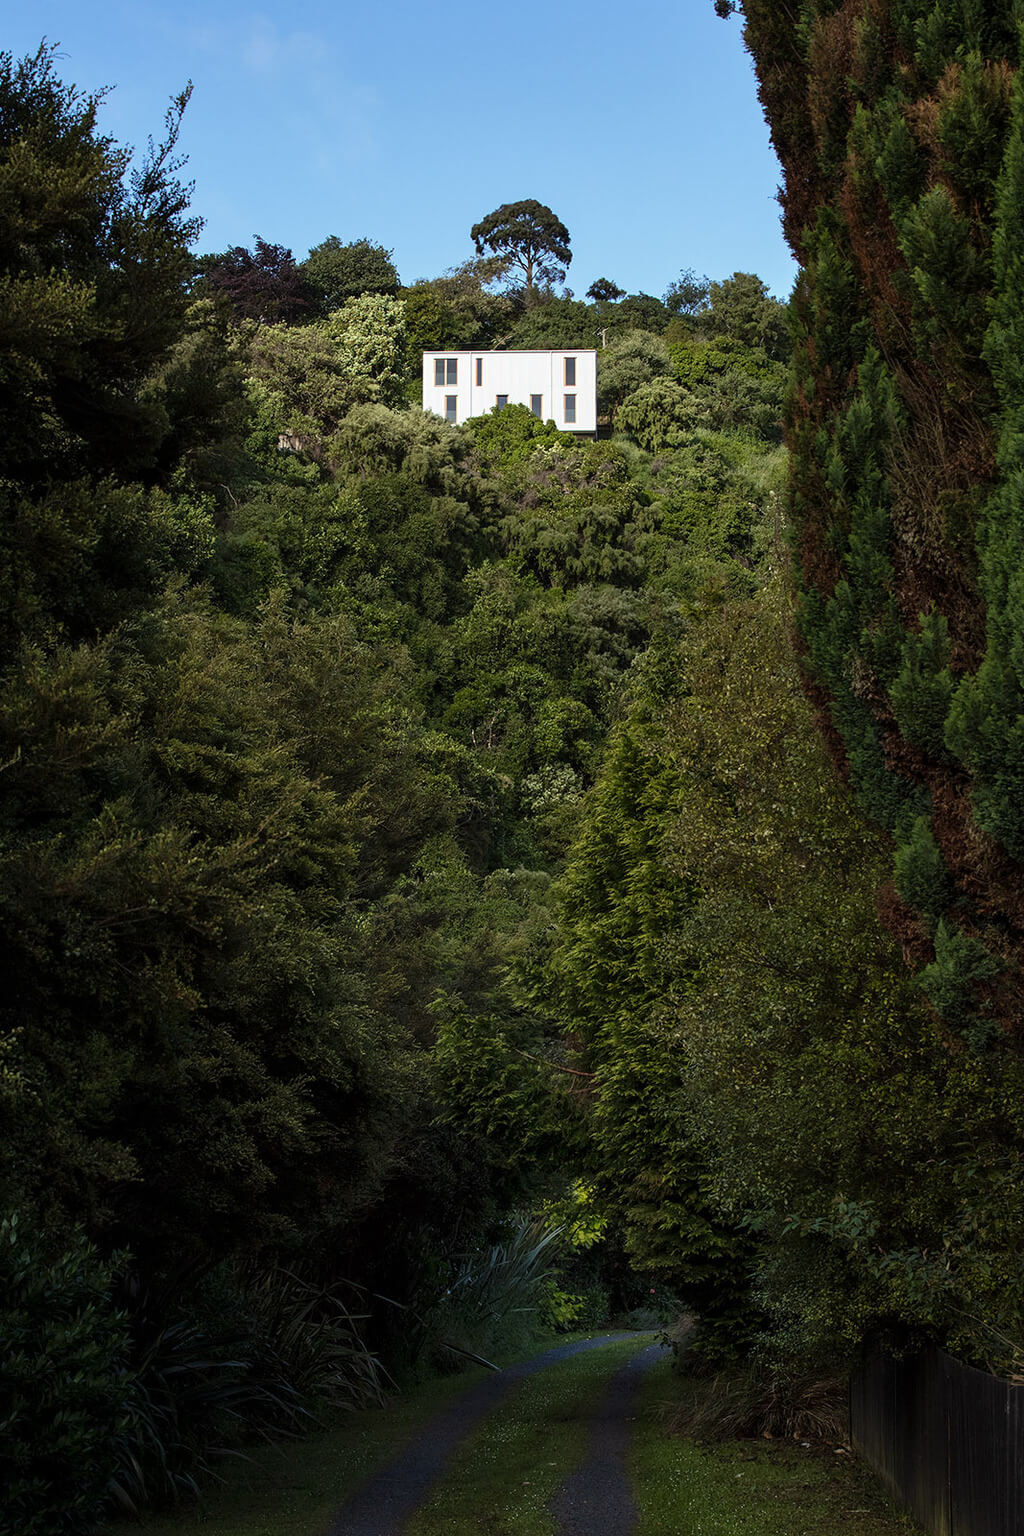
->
928, 771, 1024, 934
876, 881, 934, 969
807, 5, 858, 154
795, 662, 854, 788
885, 366, 991, 664
671, 1366, 848, 1446
794, 506, 841, 602
840, 172, 910, 342
742, 2, 821, 258
905, 60, 1014, 224
904, 93, 942, 158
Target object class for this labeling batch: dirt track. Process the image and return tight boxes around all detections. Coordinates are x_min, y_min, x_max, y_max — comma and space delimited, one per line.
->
326, 1333, 665, 1536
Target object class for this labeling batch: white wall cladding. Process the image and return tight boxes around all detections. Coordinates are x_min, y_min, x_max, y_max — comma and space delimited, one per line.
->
421, 350, 598, 434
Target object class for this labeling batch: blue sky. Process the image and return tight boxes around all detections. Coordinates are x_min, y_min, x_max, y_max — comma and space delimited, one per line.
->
9, 1, 799, 300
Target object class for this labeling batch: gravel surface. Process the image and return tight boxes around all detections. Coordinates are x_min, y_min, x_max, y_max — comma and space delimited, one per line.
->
549, 1342, 668, 1536
325, 1333, 633, 1536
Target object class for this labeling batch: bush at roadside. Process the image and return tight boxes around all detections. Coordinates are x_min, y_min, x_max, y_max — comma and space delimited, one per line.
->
0, 1213, 131, 1536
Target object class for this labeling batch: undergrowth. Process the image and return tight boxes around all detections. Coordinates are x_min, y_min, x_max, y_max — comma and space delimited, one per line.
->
670, 1365, 848, 1445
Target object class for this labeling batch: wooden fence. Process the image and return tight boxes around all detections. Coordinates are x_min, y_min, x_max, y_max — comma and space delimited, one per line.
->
850, 1345, 1024, 1536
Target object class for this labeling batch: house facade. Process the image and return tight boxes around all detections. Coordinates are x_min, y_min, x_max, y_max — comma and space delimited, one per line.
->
421, 350, 597, 434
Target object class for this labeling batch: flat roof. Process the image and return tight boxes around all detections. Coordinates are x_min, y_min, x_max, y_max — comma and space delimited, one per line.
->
422, 348, 597, 356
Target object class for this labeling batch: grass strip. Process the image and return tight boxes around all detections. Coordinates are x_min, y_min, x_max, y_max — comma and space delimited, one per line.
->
404, 1333, 651, 1536
629, 1356, 922, 1536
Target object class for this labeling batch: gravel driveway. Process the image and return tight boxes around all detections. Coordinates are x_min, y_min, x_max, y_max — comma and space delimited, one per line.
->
326, 1333, 665, 1536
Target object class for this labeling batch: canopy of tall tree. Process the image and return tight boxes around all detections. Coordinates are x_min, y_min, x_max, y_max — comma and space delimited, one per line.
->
301, 235, 399, 316
470, 200, 572, 294
0, 45, 201, 485
198, 236, 310, 323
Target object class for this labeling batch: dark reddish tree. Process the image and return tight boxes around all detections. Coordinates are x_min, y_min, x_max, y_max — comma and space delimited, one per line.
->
198, 236, 311, 323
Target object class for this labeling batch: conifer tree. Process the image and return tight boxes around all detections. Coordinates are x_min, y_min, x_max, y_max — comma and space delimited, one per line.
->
728, 0, 1024, 1043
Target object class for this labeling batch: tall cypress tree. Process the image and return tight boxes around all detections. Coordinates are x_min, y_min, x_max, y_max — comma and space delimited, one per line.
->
732, 0, 1024, 1045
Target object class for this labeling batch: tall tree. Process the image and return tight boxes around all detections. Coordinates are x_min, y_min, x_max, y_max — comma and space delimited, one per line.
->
694, 272, 788, 359
470, 200, 572, 295
664, 268, 710, 316
301, 235, 399, 316
728, 1, 1024, 1037
0, 44, 201, 485
587, 278, 625, 303
198, 236, 310, 324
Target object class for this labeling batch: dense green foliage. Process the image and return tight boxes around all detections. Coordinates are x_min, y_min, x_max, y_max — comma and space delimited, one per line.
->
21, 15, 1023, 1518
300, 236, 399, 314
614, 0, 1024, 1369
0, 1215, 130, 1536
547, 570, 1024, 1365
0, 48, 200, 486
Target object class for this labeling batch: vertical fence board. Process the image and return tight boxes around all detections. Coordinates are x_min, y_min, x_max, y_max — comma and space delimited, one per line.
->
1008, 1378, 1024, 1536
850, 1346, 894, 1483
900, 1352, 950, 1536
851, 1344, 1024, 1536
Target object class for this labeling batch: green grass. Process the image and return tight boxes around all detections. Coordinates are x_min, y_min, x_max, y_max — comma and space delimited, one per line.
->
405, 1333, 648, 1536
631, 1356, 922, 1536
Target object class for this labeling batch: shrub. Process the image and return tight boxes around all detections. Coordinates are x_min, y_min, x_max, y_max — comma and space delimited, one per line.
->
671, 1367, 847, 1445
424, 1219, 564, 1367
108, 1261, 389, 1513
242, 1265, 388, 1419
0, 1213, 131, 1536
108, 1304, 251, 1514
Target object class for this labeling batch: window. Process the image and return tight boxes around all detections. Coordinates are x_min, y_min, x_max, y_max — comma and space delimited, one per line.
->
564, 356, 576, 386
530, 394, 543, 418
496, 394, 508, 410
564, 394, 576, 424
435, 357, 457, 386
445, 395, 457, 423
476, 357, 483, 386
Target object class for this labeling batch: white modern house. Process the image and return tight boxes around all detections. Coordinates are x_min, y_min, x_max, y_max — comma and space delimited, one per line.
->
422, 350, 597, 435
